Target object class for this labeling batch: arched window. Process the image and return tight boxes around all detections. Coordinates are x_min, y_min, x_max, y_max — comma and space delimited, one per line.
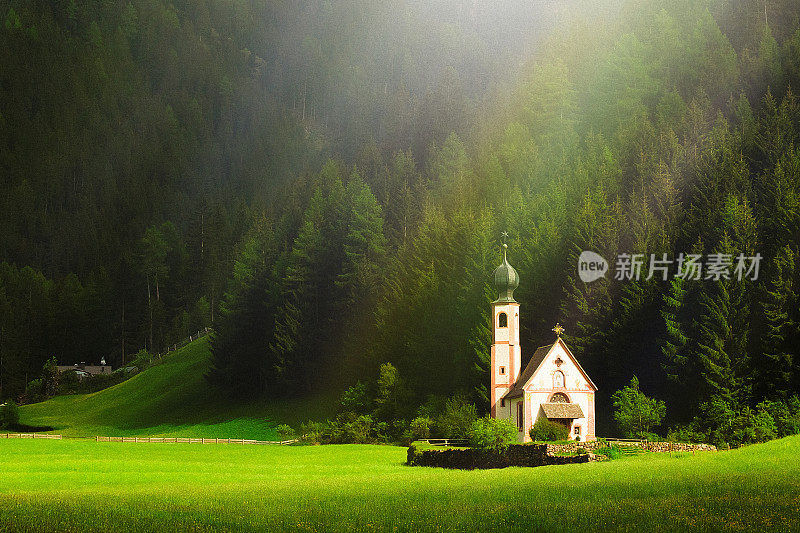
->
550, 392, 569, 403
498, 312, 508, 328
553, 371, 565, 388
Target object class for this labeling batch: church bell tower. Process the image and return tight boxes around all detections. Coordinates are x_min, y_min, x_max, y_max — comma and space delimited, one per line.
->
490, 233, 521, 418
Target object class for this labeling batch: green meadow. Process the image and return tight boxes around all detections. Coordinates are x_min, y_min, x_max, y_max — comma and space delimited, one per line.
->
1, 436, 799, 531
18, 338, 338, 440
11, 338, 800, 531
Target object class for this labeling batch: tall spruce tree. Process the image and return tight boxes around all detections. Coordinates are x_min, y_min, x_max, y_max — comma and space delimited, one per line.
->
758, 245, 798, 398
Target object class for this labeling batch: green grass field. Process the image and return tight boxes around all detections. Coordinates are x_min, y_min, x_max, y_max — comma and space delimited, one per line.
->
17, 338, 339, 440
1, 436, 799, 531
11, 339, 800, 530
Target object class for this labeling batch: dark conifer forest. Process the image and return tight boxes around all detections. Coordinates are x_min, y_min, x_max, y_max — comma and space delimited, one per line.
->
3, 0, 800, 438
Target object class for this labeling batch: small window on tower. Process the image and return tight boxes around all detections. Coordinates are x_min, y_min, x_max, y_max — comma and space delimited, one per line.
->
499, 366, 505, 375
498, 313, 508, 327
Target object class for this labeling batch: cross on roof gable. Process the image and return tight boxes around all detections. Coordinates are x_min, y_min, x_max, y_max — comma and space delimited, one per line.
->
503, 337, 597, 399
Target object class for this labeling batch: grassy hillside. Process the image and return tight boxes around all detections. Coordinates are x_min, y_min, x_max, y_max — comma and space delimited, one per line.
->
17, 338, 339, 440
1, 436, 799, 531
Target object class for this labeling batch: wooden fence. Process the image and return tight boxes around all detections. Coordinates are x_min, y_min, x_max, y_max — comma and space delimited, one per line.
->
161, 327, 211, 356
1, 433, 62, 439
417, 438, 469, 447
0, 433, 295, 445
95, 436, 297, 445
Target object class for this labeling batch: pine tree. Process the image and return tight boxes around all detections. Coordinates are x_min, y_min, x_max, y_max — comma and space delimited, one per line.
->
695, 241, 752, 410
758, 245, 798, 398
661, 275, 689, 383
559, 186, 620, 363
207, 222, 282, 398
458, 210, 496, 406
269, 189, 327, 388
337, 177, 387, 306
139, 225, 169, 352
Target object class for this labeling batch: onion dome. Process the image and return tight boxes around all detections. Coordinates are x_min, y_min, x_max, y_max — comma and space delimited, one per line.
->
493, 242, 519, 303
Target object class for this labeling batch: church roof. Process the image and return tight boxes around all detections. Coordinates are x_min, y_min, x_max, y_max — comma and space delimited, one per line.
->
502, 343, 554, 399
501, 338, 598, 400
541, 402, 584, 419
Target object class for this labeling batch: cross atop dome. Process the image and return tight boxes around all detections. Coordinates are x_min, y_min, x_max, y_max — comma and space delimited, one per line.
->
493, 232, 519, 303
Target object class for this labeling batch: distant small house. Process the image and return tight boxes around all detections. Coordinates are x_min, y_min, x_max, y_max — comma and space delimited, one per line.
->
56, 363, 113, 379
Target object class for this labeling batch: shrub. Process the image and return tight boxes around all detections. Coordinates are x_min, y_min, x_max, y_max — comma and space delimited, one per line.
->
399, 429, 415, 446
417, 395, 446, 419
299, 420, 326, 445
374, 363, 410, 422
595, 444, 622, 459
58, 371, 129, 395
410, 416, 432, 440
41, 356, 60, 398
373, 421, 389, 443
345, 415, 374, 444
729, 406, 777, 445
639, 432, 662, 442
666, 424, 707, 444
0, 401, 20, 429
276, 424, 295, 442
694, 399, 782, 448
24, 379, 44, 404
58, 369, 81, 394
469, 417, 517, 450
612, 376, 666, 438
320, 418, 343, 443
319, 413, 376, 444
436, 394, 478, 439
529, 418, 569, 442
130, 349, 154, 370
406, 444, 421, 465
339, 381, 372, 414
759, 397, 800, 437
390, 418, 408, 443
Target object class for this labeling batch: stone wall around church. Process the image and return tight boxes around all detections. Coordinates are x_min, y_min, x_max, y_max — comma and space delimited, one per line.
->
407, 440, 717, 469
406, 444, 605, 469
544, 440, 717, 454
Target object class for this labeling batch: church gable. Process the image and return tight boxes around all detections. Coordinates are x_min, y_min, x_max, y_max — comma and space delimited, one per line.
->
522, 339, 597, 393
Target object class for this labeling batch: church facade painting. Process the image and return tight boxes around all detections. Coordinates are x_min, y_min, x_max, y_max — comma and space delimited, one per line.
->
489, 237, 597, 442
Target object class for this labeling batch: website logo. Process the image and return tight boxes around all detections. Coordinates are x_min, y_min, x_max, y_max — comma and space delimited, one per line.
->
578, 251, 609, 283
578, 251, 762, 283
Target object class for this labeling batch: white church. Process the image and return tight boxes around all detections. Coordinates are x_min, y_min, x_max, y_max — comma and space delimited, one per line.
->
490, 240, 597, 442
